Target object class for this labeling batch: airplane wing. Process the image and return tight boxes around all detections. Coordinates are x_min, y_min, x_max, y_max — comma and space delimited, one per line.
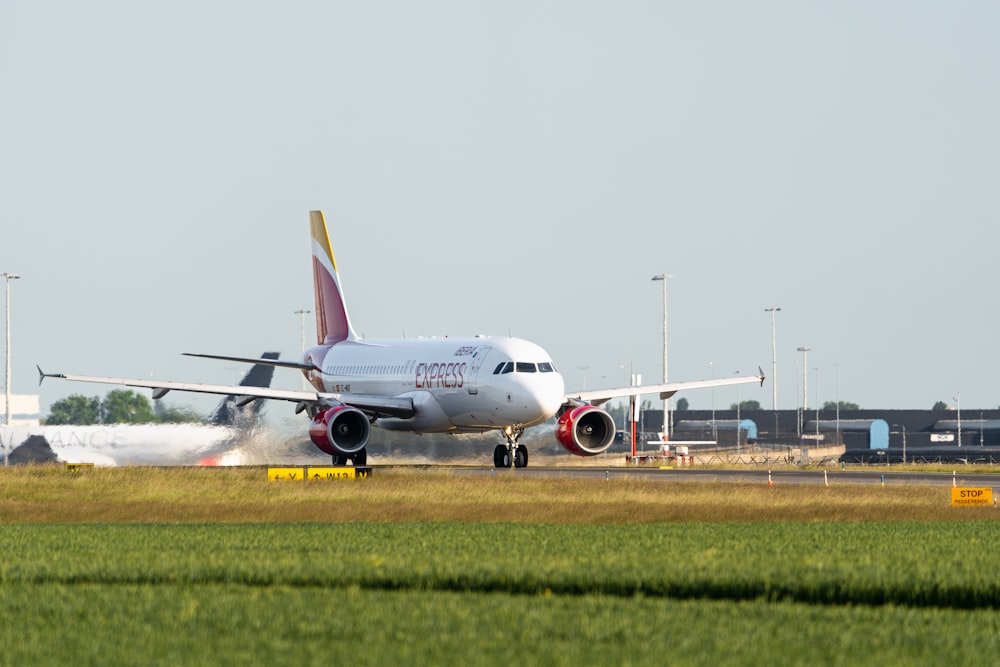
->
37, 368, 415, 419
568, 373, 765, 407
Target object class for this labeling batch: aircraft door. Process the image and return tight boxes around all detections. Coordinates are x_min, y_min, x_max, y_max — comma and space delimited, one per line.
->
466, 346, 492, 395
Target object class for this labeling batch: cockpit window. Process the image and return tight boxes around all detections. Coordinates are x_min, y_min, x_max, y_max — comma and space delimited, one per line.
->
496, 361, 551, 374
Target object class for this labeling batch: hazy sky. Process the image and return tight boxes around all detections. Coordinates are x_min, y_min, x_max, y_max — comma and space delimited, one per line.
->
3, 1, 999, 420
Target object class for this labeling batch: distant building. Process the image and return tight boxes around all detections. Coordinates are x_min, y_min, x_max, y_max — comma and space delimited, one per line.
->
0, 395, 40, 427
637, 408, 1000, 463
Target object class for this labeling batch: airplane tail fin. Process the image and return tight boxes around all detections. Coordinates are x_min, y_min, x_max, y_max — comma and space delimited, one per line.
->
208, 352, 280, 426
309, 211, 359, 344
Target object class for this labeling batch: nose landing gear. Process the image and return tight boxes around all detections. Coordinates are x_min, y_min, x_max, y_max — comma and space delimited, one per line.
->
493, 426, 528, 468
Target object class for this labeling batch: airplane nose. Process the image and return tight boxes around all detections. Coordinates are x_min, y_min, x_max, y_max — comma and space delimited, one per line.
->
516, 373, 564, 423
539, 385, 565, 417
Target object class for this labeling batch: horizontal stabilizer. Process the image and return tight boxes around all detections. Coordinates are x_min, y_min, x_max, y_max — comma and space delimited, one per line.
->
184, 352, 316, 372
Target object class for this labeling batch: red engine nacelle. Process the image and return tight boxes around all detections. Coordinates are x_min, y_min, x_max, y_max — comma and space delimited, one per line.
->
555, 405, 616, 456
309, 405, 371, 456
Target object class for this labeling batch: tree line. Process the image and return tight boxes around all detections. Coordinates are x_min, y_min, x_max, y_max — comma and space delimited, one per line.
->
45, 390, 202, 425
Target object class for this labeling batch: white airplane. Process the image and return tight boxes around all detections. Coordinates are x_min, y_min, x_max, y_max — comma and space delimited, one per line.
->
13, 353, 280, 465
2, 423, 249, 466
40, 211, 763, 468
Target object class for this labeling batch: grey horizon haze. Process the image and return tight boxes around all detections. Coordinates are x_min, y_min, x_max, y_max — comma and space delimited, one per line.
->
2, 2, 998, 420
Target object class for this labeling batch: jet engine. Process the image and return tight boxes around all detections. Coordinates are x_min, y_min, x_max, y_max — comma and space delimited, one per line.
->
555, 405, 616, 456
309, 405, 371, 455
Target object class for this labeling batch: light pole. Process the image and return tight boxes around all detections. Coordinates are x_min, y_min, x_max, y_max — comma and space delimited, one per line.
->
814, 366, 819, 436
3, 272, 19, 468
901, 424, 907, 463
765, 307, 780, 410
734, 370, 742, 452
4, 273, 19, 430
294, 309, 311, 390
616, 363, 627, 430
796, 347, 811, 412
709, 361, 716, 441
953, 392, 962, 447
765, 306, 780, 442
652, 274, 672, 437
834, 363, 840, 445
294, 309, 312, 352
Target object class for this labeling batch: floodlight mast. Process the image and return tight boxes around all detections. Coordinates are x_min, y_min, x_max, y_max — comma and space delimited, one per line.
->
796, 346, 811, 411
4, 273, 20, 429
765, 306, 780, 443
3, 272, 20, 468
294, 309, 312, 390
651, 274, 672, 437
764, 307, 780, 410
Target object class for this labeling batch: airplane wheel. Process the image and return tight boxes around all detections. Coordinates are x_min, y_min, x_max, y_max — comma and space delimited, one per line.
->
493, 444, 511, 468
514, 445, 528, 468
352, 449, 367, 467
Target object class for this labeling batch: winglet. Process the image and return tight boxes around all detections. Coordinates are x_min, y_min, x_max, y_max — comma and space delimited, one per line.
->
310, 211, 359, 345
758, 366, 766, 387
37, 365, 66, 386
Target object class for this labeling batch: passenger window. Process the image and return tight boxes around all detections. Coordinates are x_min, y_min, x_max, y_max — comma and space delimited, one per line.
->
516, 362, 537, 373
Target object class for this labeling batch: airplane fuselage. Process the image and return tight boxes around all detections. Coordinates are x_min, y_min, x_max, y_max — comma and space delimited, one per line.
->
304, 336, 566, 433
1, 424, 241, 466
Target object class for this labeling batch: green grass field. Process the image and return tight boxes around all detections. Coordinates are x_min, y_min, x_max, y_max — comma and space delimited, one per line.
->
0, 466, 997, 665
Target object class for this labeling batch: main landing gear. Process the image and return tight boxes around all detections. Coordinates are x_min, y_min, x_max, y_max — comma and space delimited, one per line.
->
493, 426, 528, 469
331, 448, 367, 467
